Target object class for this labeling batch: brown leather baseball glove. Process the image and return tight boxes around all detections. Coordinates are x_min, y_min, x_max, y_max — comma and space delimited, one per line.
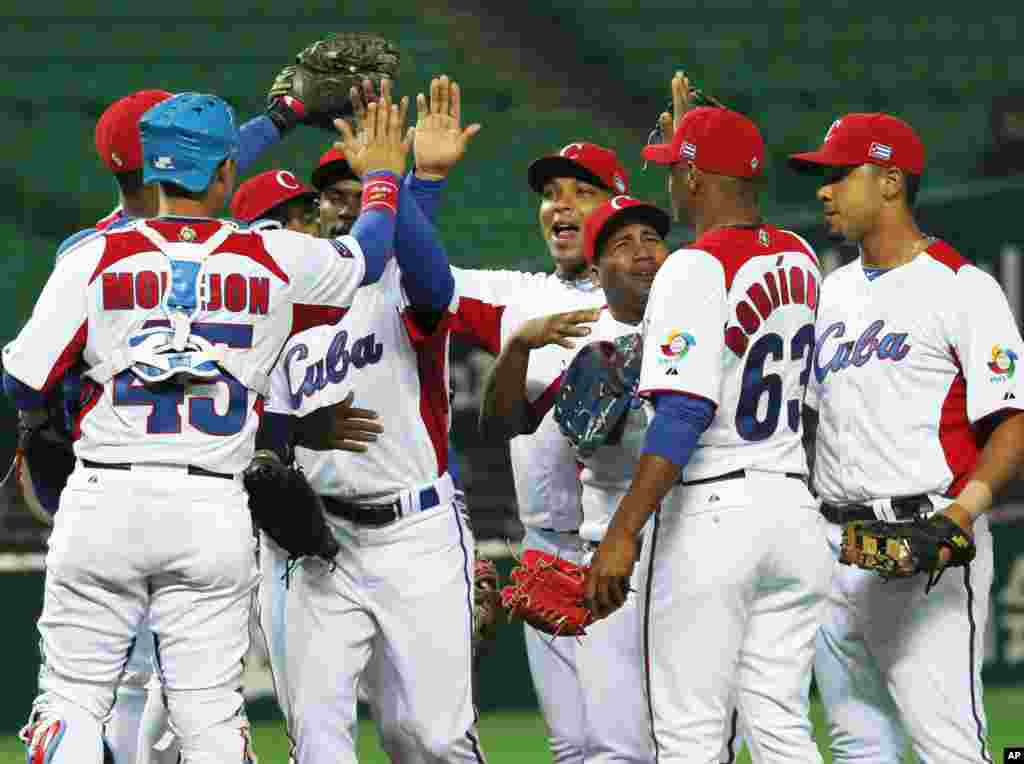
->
267, 33, 401, 131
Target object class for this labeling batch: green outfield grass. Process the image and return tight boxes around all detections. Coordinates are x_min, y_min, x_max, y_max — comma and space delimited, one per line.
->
1, 686, 1021, 762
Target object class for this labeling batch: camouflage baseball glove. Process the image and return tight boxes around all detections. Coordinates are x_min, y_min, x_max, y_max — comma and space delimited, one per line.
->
267, 33, 401, 131
554, 334, 643, 459
840, 514, 976, 592
473, 558, 503, 654
500, 550, 593, 637
243, 451, 339, 563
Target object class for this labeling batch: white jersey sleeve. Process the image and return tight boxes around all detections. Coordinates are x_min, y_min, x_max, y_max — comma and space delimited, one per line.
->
947, 266, 1024, 423
260, 230, 368, 310
3, 237, 97, 391
266, 324, 351, 418
638, 249, 728, 405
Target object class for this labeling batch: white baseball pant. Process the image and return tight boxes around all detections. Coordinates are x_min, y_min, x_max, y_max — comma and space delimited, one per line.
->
641, 471, 831, 764
283, 486, 486, 764
815, 515, 993, 763
30, 464, 258, 764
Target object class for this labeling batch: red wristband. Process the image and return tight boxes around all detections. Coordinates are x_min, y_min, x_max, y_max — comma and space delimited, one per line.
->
361, 177, 399, 215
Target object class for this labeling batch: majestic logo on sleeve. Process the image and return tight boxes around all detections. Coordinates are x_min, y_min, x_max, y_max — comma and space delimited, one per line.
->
814, 320, 911, 383
988, 345, 1018, 381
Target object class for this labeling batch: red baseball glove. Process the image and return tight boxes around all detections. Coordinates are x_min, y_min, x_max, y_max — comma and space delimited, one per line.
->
500, 549, 593, 637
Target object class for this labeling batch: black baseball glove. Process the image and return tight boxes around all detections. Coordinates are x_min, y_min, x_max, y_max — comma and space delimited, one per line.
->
840, 514, 977, 592
267, 33, 401, 131
243, 451, 339, 563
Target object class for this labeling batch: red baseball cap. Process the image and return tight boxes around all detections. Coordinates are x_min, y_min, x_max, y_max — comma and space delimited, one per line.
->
788, 113, 925, 175
641, 107, 764, 179
311, 147, 358, 190
231, 170, 317, 223
94, 90, 174, 173
528, 142, 630, 195
583, 195, 671, 263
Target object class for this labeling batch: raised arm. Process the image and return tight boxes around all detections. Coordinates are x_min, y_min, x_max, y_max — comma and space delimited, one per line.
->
479, 309, 600, 441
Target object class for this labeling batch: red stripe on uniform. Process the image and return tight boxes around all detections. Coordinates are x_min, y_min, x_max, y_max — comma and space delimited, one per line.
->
449, 296, 506, 355
88, 231, 155, 284
938, 354, 979, 496
73, 383, 104, 440
42, 322, 88, 393
212, 232, 291, 284
289, 304, 348, 339
525, 372, 564, 426
414, 330, 450, 475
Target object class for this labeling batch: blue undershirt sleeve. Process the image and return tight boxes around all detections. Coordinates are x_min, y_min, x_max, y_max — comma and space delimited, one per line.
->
236, 114, 282, 176
396, 176, 455, 312
348, 171, 400, 286
3, 371, 48, 411
641, 392, 716, 469
405, 172, 446, 225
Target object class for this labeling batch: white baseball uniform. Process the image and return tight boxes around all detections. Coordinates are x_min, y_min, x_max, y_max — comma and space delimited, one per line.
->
266, 259, 496, 764
453, 267, 605, 764
523, 308, 653, 763
637, 225, 831, 764
808, 240, 1023, 763
4, 217, 369, 764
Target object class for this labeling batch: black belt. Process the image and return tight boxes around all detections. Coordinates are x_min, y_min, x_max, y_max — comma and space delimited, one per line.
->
82, 459, 234, 481
680, 468, 805, 487
322, 485, 441, 528
820, 495, 932, 524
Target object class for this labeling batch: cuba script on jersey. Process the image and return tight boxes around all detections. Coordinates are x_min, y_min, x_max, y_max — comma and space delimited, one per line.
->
282, 328, 384, 409
814, 319, 911, 383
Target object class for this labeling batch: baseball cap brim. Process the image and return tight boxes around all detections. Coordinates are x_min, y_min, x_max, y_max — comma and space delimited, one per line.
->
640, 143, 676, 166
787, 149, 854, 174
528, 156, 612, 193
312, 159, 358, 190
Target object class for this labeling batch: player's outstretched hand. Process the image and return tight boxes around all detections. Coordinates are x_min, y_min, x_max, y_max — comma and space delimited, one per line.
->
413, 75, 482, 180
334, 78, 413, 178
294, 392, 384, 452
510, 308, 601, 352
584, 522, 639, 620
658, 71, 728, 136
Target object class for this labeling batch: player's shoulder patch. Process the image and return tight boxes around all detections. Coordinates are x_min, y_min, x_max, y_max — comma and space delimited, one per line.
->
923, 239, 971, 274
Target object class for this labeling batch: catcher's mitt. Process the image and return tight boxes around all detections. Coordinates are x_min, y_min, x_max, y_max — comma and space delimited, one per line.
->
243, 451, 339, 563
840, 514, 976, 592
473, 558, 503, 655
500, 550, 593, 637
268, 33, 401, 131
554, 334, 643, 459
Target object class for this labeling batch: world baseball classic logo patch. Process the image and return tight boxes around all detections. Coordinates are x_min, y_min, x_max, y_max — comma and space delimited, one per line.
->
658, 330, 694, 375
988, 345, 1018, 381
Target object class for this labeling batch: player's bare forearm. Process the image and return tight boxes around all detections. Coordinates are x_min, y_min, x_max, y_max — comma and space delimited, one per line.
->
478, 338, 532, 441
611, 453, 681, 538
949, 410, 1024, 528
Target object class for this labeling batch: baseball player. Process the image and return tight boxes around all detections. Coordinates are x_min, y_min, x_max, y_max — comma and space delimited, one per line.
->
260, 75, 495, 764
586, 102, 831, 763
36, 85, 310, 764
7, 89, 406, 764
312, 147, 363, 237
789, 114, 1024, 763
231, 169, 319, 234
482, 195, 672, 763
460, 141, 628, 764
